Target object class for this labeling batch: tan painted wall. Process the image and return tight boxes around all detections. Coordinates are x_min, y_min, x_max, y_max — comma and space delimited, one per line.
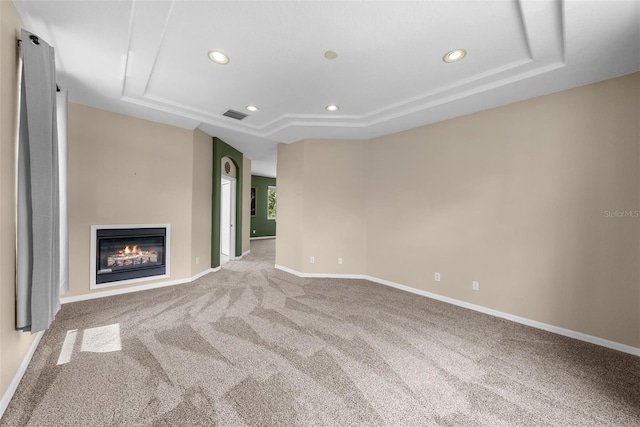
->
67, 103, 194, 297
301, 139, 368, 274
276, 73, 640, 348
368, 73, 639, 348
275, 141, 305, 271
277, 139, 368, 274
191, 129, 212, 276
0, 0, 37, 404
242, 156, 252, 254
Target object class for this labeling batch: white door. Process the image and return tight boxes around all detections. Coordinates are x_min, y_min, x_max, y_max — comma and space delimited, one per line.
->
220, 176, 236, 265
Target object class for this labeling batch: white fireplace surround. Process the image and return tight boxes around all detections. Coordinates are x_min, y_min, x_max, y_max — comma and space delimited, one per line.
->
90, 224, 171, 289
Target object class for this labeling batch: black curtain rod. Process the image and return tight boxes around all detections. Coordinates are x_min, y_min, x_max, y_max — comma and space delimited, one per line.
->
17, 35, 40, 46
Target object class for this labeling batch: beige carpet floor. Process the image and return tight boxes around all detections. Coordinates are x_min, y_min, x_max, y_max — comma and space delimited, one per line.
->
2, 239, 639, 426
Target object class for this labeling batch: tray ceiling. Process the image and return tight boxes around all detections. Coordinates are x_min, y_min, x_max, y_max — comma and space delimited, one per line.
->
14, 0, 640, 177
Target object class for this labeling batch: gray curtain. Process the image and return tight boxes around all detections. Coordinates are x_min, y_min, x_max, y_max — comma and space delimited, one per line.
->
16, 29, 62, 332
56, 89, 69, 296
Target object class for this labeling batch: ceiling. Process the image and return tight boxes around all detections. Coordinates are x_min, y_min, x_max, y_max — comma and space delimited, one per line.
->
14, 0, 640, 177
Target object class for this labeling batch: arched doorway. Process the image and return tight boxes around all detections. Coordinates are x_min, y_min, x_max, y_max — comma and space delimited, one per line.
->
220, 157, 237, 265
211, 137, 243, 268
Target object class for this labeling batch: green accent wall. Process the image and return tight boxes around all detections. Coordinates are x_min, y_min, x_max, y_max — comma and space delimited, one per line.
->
211, 137, 243, 268
250, 175, 277, 238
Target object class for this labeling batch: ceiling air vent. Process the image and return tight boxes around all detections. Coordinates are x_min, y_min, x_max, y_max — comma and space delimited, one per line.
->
223, 109, 248, 120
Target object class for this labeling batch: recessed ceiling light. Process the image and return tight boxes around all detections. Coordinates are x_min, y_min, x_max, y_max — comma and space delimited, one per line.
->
245, 105, 260, 112
208, 50, 229, 64
324, 50, 338, 60
325, 104, 339, 112
443, 49, 467, 63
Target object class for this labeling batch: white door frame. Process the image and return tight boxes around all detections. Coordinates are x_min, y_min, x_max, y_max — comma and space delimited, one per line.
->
220, 175, 236, 265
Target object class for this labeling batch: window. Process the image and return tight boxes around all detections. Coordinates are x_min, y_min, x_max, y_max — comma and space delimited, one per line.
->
267, 186, 277, 220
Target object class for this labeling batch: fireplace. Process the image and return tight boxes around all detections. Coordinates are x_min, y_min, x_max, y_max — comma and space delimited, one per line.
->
91, 225, 170, 288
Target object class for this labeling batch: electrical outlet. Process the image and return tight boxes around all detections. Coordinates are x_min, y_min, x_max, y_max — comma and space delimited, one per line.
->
310, 256, 315, 264
195, 256, 200, 265
434, 272, 441, 282
338, 257, 343, 265
472, 281, 480, 291
252, 230, 256, 234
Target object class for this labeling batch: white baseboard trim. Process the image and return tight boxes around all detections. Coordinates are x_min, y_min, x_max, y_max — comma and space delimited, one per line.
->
192, 267, 219, 281
275, 265, 640, 357
274, 264, 365, 279
250, 236, 276, 240
362, 275, 640, 356
233, 250, 251, 260
0, 330, 44, 419
60, 267, 220, 304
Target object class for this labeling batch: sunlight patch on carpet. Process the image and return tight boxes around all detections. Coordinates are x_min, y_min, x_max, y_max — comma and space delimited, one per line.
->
56, 329, 78, 365
80, 323, 122, 353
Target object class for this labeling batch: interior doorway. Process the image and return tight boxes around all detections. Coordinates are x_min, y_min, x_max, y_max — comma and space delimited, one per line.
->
220, 176, 236, 265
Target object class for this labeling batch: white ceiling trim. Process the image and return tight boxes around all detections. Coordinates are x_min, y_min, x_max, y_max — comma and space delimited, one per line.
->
116, 0, 566, 140
118, 1, 136, 96
124, 57, 566, 139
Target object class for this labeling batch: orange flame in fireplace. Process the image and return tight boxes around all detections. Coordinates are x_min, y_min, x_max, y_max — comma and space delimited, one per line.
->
121, 245, 139, 255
